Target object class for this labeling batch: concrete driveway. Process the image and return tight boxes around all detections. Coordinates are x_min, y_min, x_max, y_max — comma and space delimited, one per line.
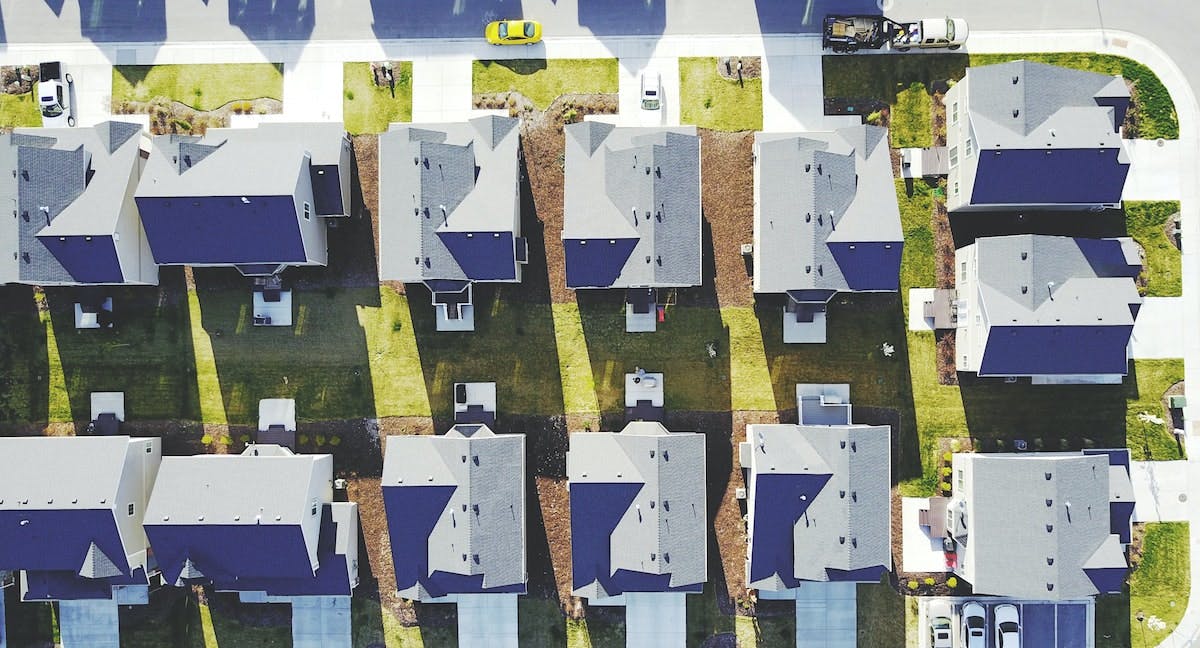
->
456, 593, 518, 648
795, 582, 857, 648
625, 592, 687, 648
1129, 297, 1187, 359
1131, 460, 1190, 522
617, 57, 679, 127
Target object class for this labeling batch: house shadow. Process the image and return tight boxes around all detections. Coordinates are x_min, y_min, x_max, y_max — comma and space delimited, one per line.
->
44, 266, 200, 428
0, 285, 46, 426
119, 585, 194, 645
578, 0, 665, 73
957, 370, 1127, 452
205, 589, 291, 644
413, 601, 458, 648
77, 0, 166, 43
948, 207, 1128, 249
368, 0, 514, 40
194, 266, 379, 427
227, 0, 314, 42
757, 292, 922, 484
753, 0, 878, 35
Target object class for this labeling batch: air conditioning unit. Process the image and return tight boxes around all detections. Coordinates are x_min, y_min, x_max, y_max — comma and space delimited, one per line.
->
740, 243, 754, 256
735, 487, 747, 500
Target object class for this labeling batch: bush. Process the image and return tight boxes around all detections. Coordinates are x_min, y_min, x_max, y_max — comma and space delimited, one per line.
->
865, 110, 883, 125
941, 467, 953, 477
924, 577, 936, 586
942, 451, 953, 462
703, 96, 713, 109
949, 439, 962, 452
947, 577, 958, 588
907, 580, 919, 590
344, 89, 354, 101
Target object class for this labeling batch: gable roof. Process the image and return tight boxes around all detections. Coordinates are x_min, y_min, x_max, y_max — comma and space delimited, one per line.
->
954, 452, 1131, 600
382, 424, 526, 599
567, 422, 706, 598
562, 124, 701, 289
746, 421, 890, 589
378, 116, 522, 283
754, 126, 903, 294
0, 121, 143, 285
965, 60, 1129, 150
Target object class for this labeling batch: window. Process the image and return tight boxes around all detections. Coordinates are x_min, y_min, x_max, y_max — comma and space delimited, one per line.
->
303, 201, 311, 220
127, 503, 135, 517
951, 102, 959, 124
310, 499, 319, 516
965, 138, 973, 157
960, 261, 966, 280
953, 181, 960, 196
949, 146, 959, 168
956, 470, 963, 490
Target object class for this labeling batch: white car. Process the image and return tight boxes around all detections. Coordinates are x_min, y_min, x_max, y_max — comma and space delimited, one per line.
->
38, 62, 74, 127
640, 71, 661, 110
928, 600, 954, 648
994, 603, 1021, 648
961, 601, 986, 648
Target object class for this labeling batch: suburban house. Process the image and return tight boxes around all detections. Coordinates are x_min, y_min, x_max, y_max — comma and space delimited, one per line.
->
382, 423, 525, 648
945, 59, 1131, 212
741, 384, 892, 593
951, 234, 1141, 382
561, 122, 701, 332
753, 126, 903, 343
568, 421, 706, 647
134, 122, 352, 276
378, 116, 525, 331
0, 436, 161, 648
944, 450, 1134, 600
0, 121, 157, 287
144, 445, 359, 648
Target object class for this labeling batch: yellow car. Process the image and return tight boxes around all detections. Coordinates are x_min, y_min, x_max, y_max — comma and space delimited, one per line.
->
485, 19, 542, 45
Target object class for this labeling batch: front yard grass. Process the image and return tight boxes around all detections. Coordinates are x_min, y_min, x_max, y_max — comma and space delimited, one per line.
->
857, 582, 906, 648
679, 57, 763, 132
1126, 200, 1182, 297
112, 63, 284, 112
1130, 522, 1190, 646
343, 61, 412, 134
473, 58, 618, 110
0, 85, 41, 128
1126, 359, 1186, 461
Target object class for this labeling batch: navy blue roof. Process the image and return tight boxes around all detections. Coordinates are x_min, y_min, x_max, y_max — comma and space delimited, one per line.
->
827, 241, 903, 291
979, 325, 1133, 376
971, 148, 1128, 206
39, 235, 124, 283
438, 231, 517, 281
564, 238, 638, 289
22, 567, 147, 602
136, 195, 308, 265
1075, 237, 1141, 278
310, 164, 343, 216
0, 509, 128, 575
1084, 447, 1131, 470
826, 566, 889, 582
569, 482, 702, 595
1084, 566, 1126, 594
747, 473, 831, 588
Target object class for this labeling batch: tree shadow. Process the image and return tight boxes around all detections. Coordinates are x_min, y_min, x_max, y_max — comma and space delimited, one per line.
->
0, 285, 46, 426
481, 59, 550, 76
949, 207, 1129, 249
195, 267, 379, 426
757, 293, 922, 483
45, 267, 200, 426
227, 0, 313, 42
368, 0, 513, 40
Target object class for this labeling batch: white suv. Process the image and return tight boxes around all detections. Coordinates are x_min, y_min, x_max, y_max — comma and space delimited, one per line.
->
38, 62, 74, 127
640, 71, 661, 110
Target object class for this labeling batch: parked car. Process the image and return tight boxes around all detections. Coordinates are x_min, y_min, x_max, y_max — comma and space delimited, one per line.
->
995, 604, 1021, 648
38, 61, 74, 127
961, 601, 986, 648
928, 600, 954, 648
640, 71, 661, 110
822, 15, 968, 53
485, 19, 542, 45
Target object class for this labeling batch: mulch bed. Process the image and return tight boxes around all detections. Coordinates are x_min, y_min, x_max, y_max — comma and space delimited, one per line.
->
0, 65, 36, 95
716, 57, 762, 81
701, 131, 756, 307
114, 97, 282, 135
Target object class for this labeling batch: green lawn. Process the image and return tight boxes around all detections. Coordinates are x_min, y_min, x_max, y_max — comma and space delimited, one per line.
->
890, 82, 932, 148
970, 53, 1178, 139
1130, 523, 1190, 646
678, 57, 763, 131
343, 61, 413, 134
857, 582, 906, 648
112, 63, 284, 111
736, 609, 794, 647
1097, 591, 1132, 648
473, 58, 618, 110
0, 85, 41, 128
1126, 359, 1186, 461
1126, 200, 1182, 297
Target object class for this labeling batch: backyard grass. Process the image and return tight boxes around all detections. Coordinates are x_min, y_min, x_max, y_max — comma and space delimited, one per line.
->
1097, 591, 1132, 648
969, 53, 1178, 139
857, 582, 906, 648
1126, 200, 1182, 297
1130, 523, 1190, 646
473, 58, 618, 110
890, 82, 932, 148
678, 57, 763, 131
1126, 359, 1186, 461
112, 63, 284, 112
0, 86, 41, 128
343, 61, 413, 134
735, 613, 794, 647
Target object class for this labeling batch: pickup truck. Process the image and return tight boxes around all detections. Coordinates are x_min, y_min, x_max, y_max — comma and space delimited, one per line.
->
38, 61, 74, 127
822, 15, 968, 53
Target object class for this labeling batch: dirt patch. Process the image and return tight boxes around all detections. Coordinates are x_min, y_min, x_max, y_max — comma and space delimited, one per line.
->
932, 190, 954, 288
715, 57, 762, 81
701, 131, 756, 307
521, 103, 571, 303
537, 476, 577, 614
935, 330, 958, 386
722, 411, 780, 612
114, 97, 282, 135
931, 91, 947, 147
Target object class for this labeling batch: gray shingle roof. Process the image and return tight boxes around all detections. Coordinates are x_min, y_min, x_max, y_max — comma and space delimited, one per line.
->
954, 452, 1127, 600
378, 116, 521, 282
567, 421, 707, 598
139, 132, 307, 199
381, 424, 526, 597
974, 235, 1141, 326
746, 422, 891, 585
965, 60, 1128, 150
0, 436, 152, 512
754, 125, 901, 294
0, 121, 143, 284
563, 124, 702, 288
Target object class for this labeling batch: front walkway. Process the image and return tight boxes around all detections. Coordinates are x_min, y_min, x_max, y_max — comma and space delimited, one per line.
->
1131, 460, 1190, 523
